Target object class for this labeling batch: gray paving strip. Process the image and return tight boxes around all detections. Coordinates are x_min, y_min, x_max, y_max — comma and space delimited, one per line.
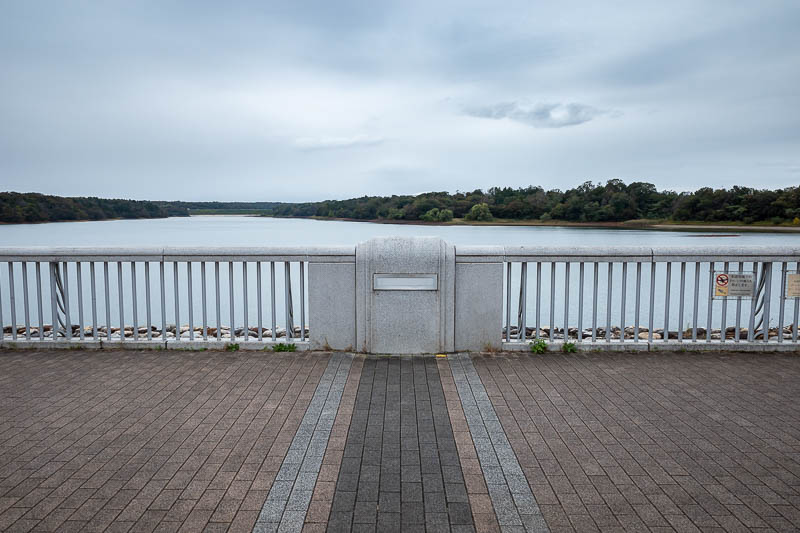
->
449, 354, 549, 533
254, 352, 354, 533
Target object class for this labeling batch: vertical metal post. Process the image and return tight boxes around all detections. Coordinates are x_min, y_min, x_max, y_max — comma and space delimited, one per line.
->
620, 262, 627, 343
763, 262, 772, 343
664, 262, 671, 343
76, 262, 84, 340
257, 262, 263, 341
563, 263, 570, 341
720, 262, 729, 343
778, 262, 787, 343
300, 262, 306, 342
793, 261, 799, 343
591, 262, 598, 342
229, 262, 235, 341
187, 262, 193, 341
8, 263, 17, 341
577, 262, 584, 343
706, 263, 714, 343
735, 262, 742, 343
270, 261, 277, 342
549, 263, 555, 342
634, 262, 641, 342
748, 262, 757, 342
174, 262, 180, 341
145, 262, 152, 341
132, 262, 138, 341
104, 262, 111, 340
201, 262, 207, 341
117, 262, 123, 341
692, 262, 700, 341
242, 262, 248, 342
505, 262, 511, 342
160, 261, 166, 340
63, 262, 71, 340
51, 262, 59, 340
648, 262, 655, 343
36, 262, 44, 340
678, 262, 686, 342
606, 263, 613, 342
90, 262, 98, 340
215, 262, 221, 341
22, 262, 31, 340
284, 262, 292, 339
520, 262, 528, 341
535, 262, 541, 339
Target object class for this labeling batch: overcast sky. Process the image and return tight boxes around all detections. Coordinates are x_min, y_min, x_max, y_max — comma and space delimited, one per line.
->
1, 1, 799, 202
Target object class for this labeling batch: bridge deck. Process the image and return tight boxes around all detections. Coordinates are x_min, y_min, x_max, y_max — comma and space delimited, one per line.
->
0, 349, 798, 532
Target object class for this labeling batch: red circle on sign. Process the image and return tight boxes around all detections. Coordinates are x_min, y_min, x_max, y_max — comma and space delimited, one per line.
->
716, 274, 729, 286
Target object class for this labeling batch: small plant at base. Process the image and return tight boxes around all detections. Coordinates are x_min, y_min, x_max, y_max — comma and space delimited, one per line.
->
273, 343, 296, 352
529, 339, 547, 354
562, 342, 577, 353
225, 343, 240, 352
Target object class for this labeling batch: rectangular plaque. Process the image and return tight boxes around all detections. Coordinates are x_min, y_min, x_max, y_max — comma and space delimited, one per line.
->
373, 273, 438, 291
787, 272, 800, 298
713, 271, 754, 299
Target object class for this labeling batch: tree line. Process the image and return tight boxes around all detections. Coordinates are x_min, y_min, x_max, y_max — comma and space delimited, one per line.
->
0, 192, 188, 224
264, 180, 800, 225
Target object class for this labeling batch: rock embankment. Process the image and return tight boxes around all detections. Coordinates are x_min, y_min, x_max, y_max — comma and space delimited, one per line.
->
2, 324, 309, 340
502, 325, 798, 340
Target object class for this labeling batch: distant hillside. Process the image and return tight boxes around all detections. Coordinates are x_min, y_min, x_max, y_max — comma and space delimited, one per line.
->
0, 192, 188, 224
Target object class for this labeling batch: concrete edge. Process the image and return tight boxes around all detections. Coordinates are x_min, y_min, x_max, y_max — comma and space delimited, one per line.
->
0, 339, 312, 352
502, 340, 800, 353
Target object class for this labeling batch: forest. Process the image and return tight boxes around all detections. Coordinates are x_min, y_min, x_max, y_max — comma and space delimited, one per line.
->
0, 192, 188, 224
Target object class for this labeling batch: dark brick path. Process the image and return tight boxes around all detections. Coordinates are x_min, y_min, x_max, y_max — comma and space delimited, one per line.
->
327, 357, 473, 532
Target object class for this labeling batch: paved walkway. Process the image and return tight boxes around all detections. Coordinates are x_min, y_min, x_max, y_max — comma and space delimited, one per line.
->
0, 350, 799, 532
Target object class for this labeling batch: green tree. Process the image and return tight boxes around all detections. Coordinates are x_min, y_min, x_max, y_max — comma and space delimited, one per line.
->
465, 203, 493, 221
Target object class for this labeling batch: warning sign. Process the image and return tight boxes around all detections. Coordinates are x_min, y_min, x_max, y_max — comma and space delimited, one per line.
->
713, 271, 754, 299
787, 272, 800, 298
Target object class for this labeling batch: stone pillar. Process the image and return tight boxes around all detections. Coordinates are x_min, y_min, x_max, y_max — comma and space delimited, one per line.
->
309, 262, 356, 351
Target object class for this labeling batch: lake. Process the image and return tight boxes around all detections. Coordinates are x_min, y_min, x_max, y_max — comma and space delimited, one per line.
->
1, 216, 799, 337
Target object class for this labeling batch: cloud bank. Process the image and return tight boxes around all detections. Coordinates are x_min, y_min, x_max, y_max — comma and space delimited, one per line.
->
464, 102, 607, 128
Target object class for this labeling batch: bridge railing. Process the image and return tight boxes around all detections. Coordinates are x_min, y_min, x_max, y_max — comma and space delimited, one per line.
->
0, 246, 353, 346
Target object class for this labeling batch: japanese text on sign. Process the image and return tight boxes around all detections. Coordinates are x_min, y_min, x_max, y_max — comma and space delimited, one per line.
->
713, 271, 754, 299
787, 273, 800, 299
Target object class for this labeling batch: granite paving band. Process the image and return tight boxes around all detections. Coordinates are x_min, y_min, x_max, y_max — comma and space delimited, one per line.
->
254, 352, 354, 533
328, 356, 474, 532
449, 354, 549, 533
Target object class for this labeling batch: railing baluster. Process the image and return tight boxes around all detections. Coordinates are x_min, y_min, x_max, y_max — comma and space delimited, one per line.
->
648, 262, 655, 343
735, 261, 742, 343
505, 262, 511, 342
76, 262, 84, 340
300, 261, 306, 342
563, 263, 569, 341
104, 262, 111, 340
692, 262, 700, 341
678, 262, 686, 341
229, 262, 235, 341
0, 265, 4, 340
763, 262, 772, 343
549, 262, 555, 342
160, 261, 166, 341
520, 262, 528, 341
22, 262, 31, 340
51, 263, 59, 340
271, 261, 277, 342
284, 262, 292, 340
145, 262, 152, 341
63, 262, 71, 340
242, 262, 248, 342
794, 261, 799, 343
257, 262, 263, 341
606, 263, 613, 342
116, 262, 123, 342
36, 262, 44, 341
8, 262, 17, 341
664, 262, 671, 343
535, 262, 541, 340
634, 262, 641, 342
174, 262, 180, 341
187, 262, 194, 341
132, 262, 138, 341
720, 262, 729, 343
620, 262, 627, 343
778, 262, 787, 344
215, 262, 221, 341
591, 262, 598, 342
578, 262, 584, 343
201, 262, 207, 341
706, 263, 714, 343
748, 262, 757, 342
90, 262, 98, 340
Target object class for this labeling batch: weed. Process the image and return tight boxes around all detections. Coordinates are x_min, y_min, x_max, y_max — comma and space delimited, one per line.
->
273, 343, 297, 352
529, 339, 547, 354
225, 343, 240, 352
562, 342, 577, 353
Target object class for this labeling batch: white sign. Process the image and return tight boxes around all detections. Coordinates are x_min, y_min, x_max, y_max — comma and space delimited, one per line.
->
713, 271, 754, 299
787, 272, 800, 299
373, 273, 438, 291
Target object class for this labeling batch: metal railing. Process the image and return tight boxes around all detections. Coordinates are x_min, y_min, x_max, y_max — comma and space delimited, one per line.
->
0, 247, 352, 345
459, 245, 800, 347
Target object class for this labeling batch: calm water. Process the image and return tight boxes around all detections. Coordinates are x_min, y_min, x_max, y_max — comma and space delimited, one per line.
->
1, 216, 798, 335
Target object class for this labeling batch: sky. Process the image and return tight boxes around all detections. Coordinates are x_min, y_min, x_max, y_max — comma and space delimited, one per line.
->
1, 1, 799, 202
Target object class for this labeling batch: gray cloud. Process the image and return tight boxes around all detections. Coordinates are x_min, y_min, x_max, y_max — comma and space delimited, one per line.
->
294, 135, 384, 151
464, 102, 607, 128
